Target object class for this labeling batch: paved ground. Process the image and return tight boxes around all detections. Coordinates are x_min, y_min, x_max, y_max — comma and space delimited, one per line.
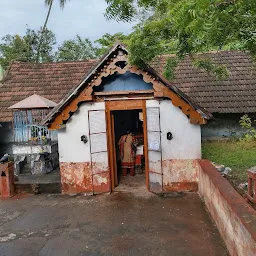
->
0, 191, 228, 256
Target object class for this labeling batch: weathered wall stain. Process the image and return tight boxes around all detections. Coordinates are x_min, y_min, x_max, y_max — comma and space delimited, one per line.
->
162, 159, 200, 192
60, 162, 92, 194
93, 172, 110, 193
60, 162, 110, 194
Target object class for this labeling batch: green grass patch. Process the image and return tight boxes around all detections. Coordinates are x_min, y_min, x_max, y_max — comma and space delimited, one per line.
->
202, 140, 256, 181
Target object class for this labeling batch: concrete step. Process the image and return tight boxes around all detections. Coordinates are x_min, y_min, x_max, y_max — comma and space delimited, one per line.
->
15, 183, 61, 194
15, 169, 61, 194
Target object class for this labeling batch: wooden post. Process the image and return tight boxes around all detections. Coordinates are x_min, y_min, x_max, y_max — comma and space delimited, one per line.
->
246, 167, 256, 204
143, 101, 149, 190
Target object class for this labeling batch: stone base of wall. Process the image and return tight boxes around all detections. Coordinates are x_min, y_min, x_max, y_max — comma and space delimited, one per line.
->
164, 182, 198, 192
60, 162, 110, 194
162, 159, 200, 192
198, 160, 256, 256
93, 172, 110, 194
149, 172, 162, 193
60, 162, 93, 194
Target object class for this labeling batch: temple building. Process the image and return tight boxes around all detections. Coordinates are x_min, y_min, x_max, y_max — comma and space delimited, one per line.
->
44, 43, 211, 193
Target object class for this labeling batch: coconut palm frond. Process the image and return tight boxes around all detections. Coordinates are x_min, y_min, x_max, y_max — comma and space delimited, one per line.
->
45, 0, 70, 9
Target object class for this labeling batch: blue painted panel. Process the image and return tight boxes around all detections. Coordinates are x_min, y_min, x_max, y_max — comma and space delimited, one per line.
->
100, 72, 153, 92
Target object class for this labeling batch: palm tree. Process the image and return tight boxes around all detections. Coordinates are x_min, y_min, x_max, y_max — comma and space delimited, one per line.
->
37, 0, 70, 62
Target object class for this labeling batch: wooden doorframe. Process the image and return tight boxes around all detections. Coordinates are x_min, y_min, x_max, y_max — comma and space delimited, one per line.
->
105, 100, 149, 192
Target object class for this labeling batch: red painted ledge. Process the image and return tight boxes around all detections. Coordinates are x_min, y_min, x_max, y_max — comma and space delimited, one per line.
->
198, 159, 256, 243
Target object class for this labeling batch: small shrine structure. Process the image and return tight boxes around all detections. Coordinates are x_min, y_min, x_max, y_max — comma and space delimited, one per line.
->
9, 94, 59, 175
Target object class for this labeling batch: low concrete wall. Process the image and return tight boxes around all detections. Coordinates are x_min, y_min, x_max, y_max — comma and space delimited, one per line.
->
198, 160, 256, 256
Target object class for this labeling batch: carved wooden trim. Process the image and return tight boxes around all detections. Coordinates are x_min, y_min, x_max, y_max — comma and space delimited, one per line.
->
49, 53, 205, 129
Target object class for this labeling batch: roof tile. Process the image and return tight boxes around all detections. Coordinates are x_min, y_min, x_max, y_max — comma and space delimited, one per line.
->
1, 50, 255, 122
0, 60, 97, 122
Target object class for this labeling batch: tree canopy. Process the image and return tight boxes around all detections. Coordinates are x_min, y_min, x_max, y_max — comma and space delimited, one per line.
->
0, 28, 56, 69
105, 0, 256, 66
95, 32, 129, 56
0, 29, 131, 70
57, 35, 97, 61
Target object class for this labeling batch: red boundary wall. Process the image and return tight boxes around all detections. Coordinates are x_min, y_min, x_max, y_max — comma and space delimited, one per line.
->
198, 160, 256, 256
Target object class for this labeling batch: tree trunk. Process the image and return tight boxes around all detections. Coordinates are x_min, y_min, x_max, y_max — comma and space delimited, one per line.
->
36, 0, 53, 62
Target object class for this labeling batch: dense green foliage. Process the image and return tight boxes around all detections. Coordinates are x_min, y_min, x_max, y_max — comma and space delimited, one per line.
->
239, 114, 256, 141
95, 33, 129, 56
0, 30, 131, 69
3, 0, 256, 74
105, 0, 256, 66
57, 35, 97, 61
0, 28, 56, 69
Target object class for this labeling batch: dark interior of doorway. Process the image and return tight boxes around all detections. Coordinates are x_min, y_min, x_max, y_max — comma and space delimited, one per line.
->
112, 109, 145, 189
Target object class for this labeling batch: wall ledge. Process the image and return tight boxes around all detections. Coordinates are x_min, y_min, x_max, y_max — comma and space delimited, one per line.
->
199, 159, 256, 246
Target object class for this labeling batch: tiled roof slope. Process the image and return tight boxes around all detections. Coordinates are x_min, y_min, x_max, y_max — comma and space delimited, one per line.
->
0, 60, 97, 122
0, 50, 255, 122
151, 51, 256, 114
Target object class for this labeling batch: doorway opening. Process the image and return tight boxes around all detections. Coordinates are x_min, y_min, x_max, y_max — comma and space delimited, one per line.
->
111, 109, 146, 191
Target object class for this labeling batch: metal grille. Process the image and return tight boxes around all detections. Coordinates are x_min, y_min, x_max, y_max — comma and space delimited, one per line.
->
13, 109, 57, 143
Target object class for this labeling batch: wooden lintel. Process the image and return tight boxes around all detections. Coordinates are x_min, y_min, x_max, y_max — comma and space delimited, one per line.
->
94, 90, 154, 96
106, 100, 144, 111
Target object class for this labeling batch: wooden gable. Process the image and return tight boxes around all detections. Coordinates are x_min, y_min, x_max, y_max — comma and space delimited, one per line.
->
46, 44, 210, 130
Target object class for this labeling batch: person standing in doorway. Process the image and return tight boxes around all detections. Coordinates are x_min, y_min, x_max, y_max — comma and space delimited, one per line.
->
119, 131, 137, 176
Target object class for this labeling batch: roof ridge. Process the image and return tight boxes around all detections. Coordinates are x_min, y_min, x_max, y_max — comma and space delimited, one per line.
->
157, 50, 248, 59
11, 59, 98, 66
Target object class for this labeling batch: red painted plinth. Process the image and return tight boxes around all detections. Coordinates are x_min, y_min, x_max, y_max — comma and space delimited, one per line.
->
246, 167, 256, 204
0, 162, 15, 199
135, 155, 142, 166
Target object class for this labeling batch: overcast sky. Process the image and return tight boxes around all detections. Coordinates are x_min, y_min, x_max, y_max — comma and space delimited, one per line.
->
0, 0, 134, 45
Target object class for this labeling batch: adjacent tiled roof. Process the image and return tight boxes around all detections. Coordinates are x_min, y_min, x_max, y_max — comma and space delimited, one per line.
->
0, 50, 255, 122
0, 60, 97, 122
151, 51, 256, 114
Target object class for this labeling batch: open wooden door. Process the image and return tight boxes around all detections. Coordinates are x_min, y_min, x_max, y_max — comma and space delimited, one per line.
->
88, 110, 110, 193
106, 109, 118, 191
111, 112, 118, 187
146, 106, 163, 192
106, 100, 148, 192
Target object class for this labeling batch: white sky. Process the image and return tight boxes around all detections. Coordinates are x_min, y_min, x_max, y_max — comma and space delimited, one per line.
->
0, 0, 135, 45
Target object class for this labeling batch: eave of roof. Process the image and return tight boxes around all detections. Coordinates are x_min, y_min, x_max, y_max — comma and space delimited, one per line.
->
1, 47, 254, 123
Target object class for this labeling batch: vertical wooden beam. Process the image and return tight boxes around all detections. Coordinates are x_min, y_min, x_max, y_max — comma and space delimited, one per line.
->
143, 100, 149, 190
111, 113, 118, 186
105, 102, 115, 192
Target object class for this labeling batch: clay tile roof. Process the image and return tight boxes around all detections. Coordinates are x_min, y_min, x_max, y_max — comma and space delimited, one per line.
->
9, 94, 57, 109
151, 51, 256, 114
0, 60, 97, 122
0, 50, 255, 122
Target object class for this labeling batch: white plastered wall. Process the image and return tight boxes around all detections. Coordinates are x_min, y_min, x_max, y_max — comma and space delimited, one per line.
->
147, 99, 202, 190
57, 102, 105, 163
159, 99, 201, 160
146, 99, 201, 159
